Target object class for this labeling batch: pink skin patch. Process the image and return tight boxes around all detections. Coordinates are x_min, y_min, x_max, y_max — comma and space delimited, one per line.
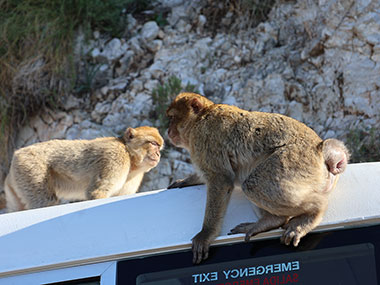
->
326, 151, 347, 175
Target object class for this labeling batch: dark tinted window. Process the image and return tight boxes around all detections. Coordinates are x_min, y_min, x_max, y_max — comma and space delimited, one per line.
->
117, 223, 380, 284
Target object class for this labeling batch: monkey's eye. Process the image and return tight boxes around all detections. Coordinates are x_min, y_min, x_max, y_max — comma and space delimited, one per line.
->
168, 114, 176, 121
150, 141, 160, 147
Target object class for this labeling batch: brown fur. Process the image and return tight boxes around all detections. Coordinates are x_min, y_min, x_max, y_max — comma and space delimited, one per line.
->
166, 92, 349, 264
4, 126, 164, 212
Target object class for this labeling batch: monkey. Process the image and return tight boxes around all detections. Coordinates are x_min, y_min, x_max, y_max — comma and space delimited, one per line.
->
4, 126, 164, 212
166, 92, 349, 264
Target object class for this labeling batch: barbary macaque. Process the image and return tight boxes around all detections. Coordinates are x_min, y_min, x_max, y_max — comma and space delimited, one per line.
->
4, 126, 164, 212
166, 92, 349, 264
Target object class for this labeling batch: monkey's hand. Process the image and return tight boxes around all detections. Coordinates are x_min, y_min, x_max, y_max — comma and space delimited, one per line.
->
168, 178, 190, 189
192, 230, 211, 264
168, 173, 204, 189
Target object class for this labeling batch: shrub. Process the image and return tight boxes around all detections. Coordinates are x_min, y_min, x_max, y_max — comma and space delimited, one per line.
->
346, 127, 380, 163
0, 0, 151, 170
151, 76, 197, 134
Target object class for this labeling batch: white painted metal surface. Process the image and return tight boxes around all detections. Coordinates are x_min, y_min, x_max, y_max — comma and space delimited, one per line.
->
0, 162, 379, 281
0, 261, 116, 285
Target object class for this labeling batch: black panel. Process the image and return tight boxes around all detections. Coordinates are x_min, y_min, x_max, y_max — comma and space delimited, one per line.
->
44, 276, 100, 285
117, 224, 380, 284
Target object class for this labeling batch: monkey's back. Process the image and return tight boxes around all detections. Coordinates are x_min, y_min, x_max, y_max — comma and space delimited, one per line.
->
11, 137, 130, 182
190, 103, 322, 162
190, 103, 328, 216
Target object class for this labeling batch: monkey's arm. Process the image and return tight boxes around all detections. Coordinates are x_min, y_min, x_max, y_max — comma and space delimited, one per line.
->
167, 173, 204, 189
117, 172, 144, 196
192, 173, 234, 264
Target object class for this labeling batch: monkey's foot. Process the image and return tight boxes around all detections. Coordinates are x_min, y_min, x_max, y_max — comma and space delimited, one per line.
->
280, 224, 306, 247
280, 211, 324, 247
229, 222, 253, 234
229, 214, 288, 242
229, 222, 262, 242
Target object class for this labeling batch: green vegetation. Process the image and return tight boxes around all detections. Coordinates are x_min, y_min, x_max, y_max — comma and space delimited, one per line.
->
75, 62, 102, 95
153, 12, 168, 27
346, 127, 380, 163
0, 0, 377, 171
0, 0, 152, 166
151, 76, 197, 134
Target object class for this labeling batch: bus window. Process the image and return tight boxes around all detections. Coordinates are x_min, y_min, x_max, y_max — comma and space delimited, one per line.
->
117, 223, 380, 285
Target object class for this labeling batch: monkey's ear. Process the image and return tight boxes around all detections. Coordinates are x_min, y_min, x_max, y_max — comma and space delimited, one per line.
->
124, 127, 136, 142
190, 98, 203, 114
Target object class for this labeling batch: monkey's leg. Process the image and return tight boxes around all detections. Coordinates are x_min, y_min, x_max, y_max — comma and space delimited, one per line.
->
27, 192, 59, 209
23, 178, 59, 209
4, 177, 26, 212
86, 168, 127, 199
280, 209, 325, 247
87, 181, 114, 199
192, 174, 235, 264
229, 210, 288, 242
8, 166, 59, 210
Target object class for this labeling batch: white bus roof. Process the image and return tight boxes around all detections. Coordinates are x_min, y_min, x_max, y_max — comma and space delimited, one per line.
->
0, 162, 379, 278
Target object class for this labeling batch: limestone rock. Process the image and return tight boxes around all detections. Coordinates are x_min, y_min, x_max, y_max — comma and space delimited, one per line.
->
141, 21, 160, 42
11, 0, 380, 196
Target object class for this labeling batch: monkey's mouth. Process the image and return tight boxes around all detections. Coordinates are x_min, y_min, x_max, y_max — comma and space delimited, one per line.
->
168, 135, 182, 147
146, 156, 160, 165
167, 128, 181, 146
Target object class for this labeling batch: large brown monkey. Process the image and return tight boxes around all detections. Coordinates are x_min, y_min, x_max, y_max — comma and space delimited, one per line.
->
5, 126, 164, 212
166, 92, 349, 264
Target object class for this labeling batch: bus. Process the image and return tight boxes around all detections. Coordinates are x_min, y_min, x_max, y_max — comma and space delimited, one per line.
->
0, 162, 379, 284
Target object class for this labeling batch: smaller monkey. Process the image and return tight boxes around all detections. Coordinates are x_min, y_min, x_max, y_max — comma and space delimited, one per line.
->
4, 126, 164, 212
166, 92, 349, 264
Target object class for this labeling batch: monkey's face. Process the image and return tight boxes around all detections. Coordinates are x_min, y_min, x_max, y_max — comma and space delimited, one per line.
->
166, 92, 213, 150
125, 126, 164, 171
166, 100, 192, 149
144, 139, 163, 168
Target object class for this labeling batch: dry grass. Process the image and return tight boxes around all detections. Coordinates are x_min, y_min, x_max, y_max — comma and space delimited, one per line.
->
201, 0, 276, 33
0, 0, 76, 170
0, 0, 151, 185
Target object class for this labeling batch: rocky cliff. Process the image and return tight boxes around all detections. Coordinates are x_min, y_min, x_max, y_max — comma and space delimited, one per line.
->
10, 0, 380, 193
